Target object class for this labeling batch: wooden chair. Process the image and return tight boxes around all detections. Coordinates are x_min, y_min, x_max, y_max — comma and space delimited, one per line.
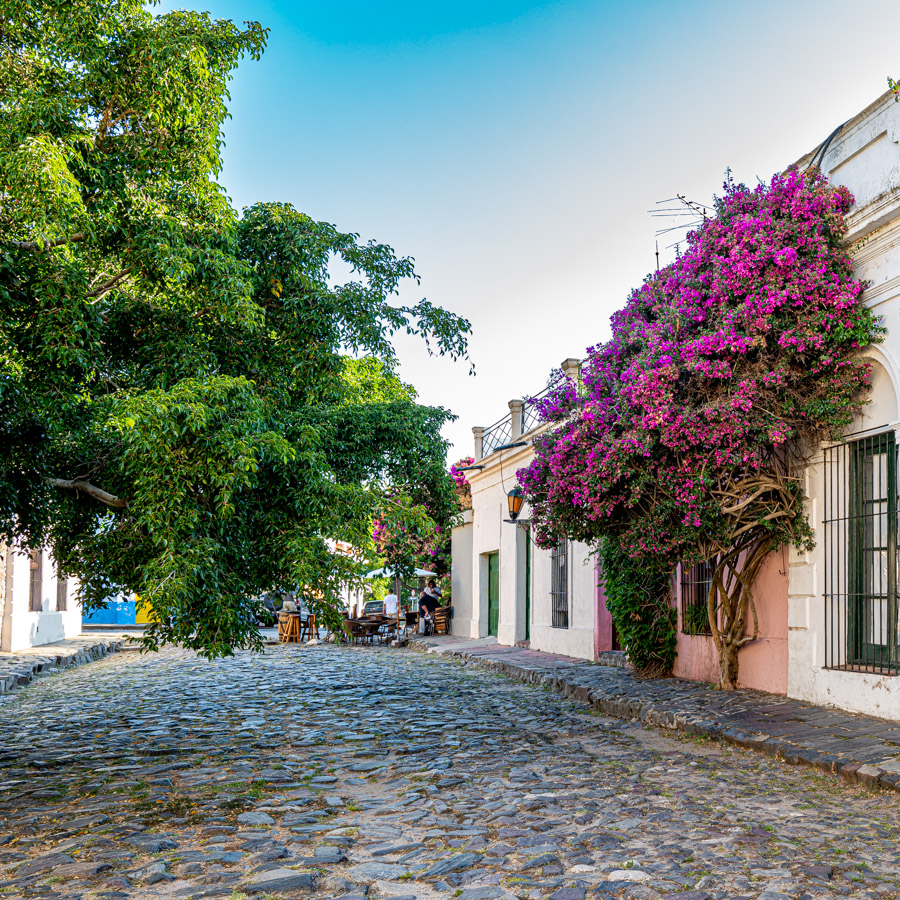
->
432, 606, 451, 635
278, 611, 302, 643
299, 613, 317, 642
348, 620, 372, 644
404, 610, 419, 635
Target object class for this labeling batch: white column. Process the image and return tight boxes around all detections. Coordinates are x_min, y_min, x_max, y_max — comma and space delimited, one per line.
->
473, 426, 485, 460
508, 399, 524, 440
561, 357, 582, 383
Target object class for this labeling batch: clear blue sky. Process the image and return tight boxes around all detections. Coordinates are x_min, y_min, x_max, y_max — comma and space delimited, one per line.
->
162, 0, 900, 457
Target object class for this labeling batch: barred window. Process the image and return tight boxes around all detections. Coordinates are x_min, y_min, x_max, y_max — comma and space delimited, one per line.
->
823, 432, 900, 674
550, 538, 568, 629
681, 560, 714, 636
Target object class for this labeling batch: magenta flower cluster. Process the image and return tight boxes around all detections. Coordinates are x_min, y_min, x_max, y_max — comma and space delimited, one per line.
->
519, 170, 879, 560
372, 457, 474, 576
449, 456, 474, 510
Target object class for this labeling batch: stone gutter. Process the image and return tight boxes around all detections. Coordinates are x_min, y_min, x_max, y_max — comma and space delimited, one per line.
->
0, 637, 124, 696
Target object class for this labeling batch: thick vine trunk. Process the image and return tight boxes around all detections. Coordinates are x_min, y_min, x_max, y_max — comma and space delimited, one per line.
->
699, 447, 806, 690
707, 540, 771, 690
718, 638, 740, 690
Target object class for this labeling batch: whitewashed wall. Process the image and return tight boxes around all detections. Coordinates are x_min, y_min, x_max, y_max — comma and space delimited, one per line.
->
453, 433, 597, 660
0, 546, 82, 652
787, 90, 900, 719
450, 510, 475, 637
528, 534, 595, 659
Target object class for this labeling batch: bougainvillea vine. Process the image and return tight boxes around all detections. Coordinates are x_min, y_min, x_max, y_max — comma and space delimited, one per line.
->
372, 457, 474, 588
519, 169, 881, 689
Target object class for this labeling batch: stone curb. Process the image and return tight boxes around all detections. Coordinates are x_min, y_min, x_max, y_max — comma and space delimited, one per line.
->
0, 638, 124, 696
408, 639, 900, 796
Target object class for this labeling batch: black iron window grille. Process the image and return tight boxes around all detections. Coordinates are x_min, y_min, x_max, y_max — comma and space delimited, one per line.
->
551, 538, 569, 628
823, 432, 900, 674
681, 560, 714, 635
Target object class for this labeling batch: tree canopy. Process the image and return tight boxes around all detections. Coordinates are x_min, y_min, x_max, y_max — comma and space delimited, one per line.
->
0, 0, 471, 655
520, 170, 880, 687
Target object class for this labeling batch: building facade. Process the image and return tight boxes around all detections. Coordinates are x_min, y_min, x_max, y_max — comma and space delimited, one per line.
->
658, 90, 900, 713
0, 543, 82, 652
783, 89, 900, 718
452, 89, 900, 720
451, 358, 617, 661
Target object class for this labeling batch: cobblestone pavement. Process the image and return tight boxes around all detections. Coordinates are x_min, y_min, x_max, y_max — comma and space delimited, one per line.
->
412, 638, 900, 794
0, 646, 899, 900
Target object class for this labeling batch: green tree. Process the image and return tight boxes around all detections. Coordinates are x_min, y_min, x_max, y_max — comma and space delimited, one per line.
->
0, 0, 470, 655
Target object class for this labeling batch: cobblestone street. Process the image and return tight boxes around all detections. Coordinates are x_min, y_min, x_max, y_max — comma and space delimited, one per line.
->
0, 645, 899, 900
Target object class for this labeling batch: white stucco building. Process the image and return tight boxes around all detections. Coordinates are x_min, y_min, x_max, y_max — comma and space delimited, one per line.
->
786, 89, 900, 719
452, 88, 900, 722
0, 543, 82, 652
451, 358, 615, 661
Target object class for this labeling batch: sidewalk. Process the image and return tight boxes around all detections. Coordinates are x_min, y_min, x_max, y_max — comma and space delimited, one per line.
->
411, 634, 900, 795
0, 635, 124, 696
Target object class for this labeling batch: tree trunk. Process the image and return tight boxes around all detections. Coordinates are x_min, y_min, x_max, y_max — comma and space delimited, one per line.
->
718, 635, 740, 690
708, 540, 769, 691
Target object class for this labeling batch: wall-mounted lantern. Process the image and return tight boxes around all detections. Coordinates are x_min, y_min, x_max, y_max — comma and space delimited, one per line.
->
507, 486, 525, 523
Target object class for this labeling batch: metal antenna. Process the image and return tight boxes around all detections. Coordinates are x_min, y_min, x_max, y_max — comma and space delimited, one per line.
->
648, 194, 713, 251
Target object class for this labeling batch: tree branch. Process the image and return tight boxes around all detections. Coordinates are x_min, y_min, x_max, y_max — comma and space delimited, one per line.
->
86, 267, 133, 299
48, 478, 127, 508
6, 233, 86, 252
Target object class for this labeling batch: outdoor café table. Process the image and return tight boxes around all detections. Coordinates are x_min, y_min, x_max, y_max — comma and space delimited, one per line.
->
347, 618, 381, 644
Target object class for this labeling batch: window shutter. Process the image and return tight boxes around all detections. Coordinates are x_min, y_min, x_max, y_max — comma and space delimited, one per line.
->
29, 550, 43, 612
56, 577, 68, 612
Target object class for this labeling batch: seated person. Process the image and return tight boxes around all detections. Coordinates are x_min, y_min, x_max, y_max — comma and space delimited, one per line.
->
419, 588, 439, 634
281, 597, 298, 612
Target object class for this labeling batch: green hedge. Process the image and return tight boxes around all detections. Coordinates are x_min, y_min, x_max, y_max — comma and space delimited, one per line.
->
598, 537, 676, 677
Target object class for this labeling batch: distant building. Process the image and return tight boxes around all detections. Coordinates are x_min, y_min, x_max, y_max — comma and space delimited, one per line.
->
451, 358, 618, 661
0, 543, 82, 651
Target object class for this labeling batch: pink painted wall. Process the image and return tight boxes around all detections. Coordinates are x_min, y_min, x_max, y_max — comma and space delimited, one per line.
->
671, 550, 788, 694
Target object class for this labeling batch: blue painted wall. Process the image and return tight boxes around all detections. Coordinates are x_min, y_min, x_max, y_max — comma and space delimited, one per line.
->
82, 600, 136, 625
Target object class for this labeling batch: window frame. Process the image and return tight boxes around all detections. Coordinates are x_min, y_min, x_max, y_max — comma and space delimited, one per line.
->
680, 559, 714, 636
56, 576, 68, 613
550, 538, 569, 629
824, 431, 900, 674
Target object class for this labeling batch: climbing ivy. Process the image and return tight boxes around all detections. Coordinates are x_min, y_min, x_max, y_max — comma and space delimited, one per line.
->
598, 537, 676, 677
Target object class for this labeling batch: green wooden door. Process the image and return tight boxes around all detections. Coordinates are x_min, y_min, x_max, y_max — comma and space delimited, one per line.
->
524, 531, 531, 641
488, 552, 500, 637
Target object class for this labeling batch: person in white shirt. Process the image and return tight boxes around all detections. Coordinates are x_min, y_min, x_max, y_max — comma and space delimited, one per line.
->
384, 591, 399, 617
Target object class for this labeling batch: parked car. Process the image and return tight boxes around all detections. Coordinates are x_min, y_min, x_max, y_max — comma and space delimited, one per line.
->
363, 599, 387, 615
